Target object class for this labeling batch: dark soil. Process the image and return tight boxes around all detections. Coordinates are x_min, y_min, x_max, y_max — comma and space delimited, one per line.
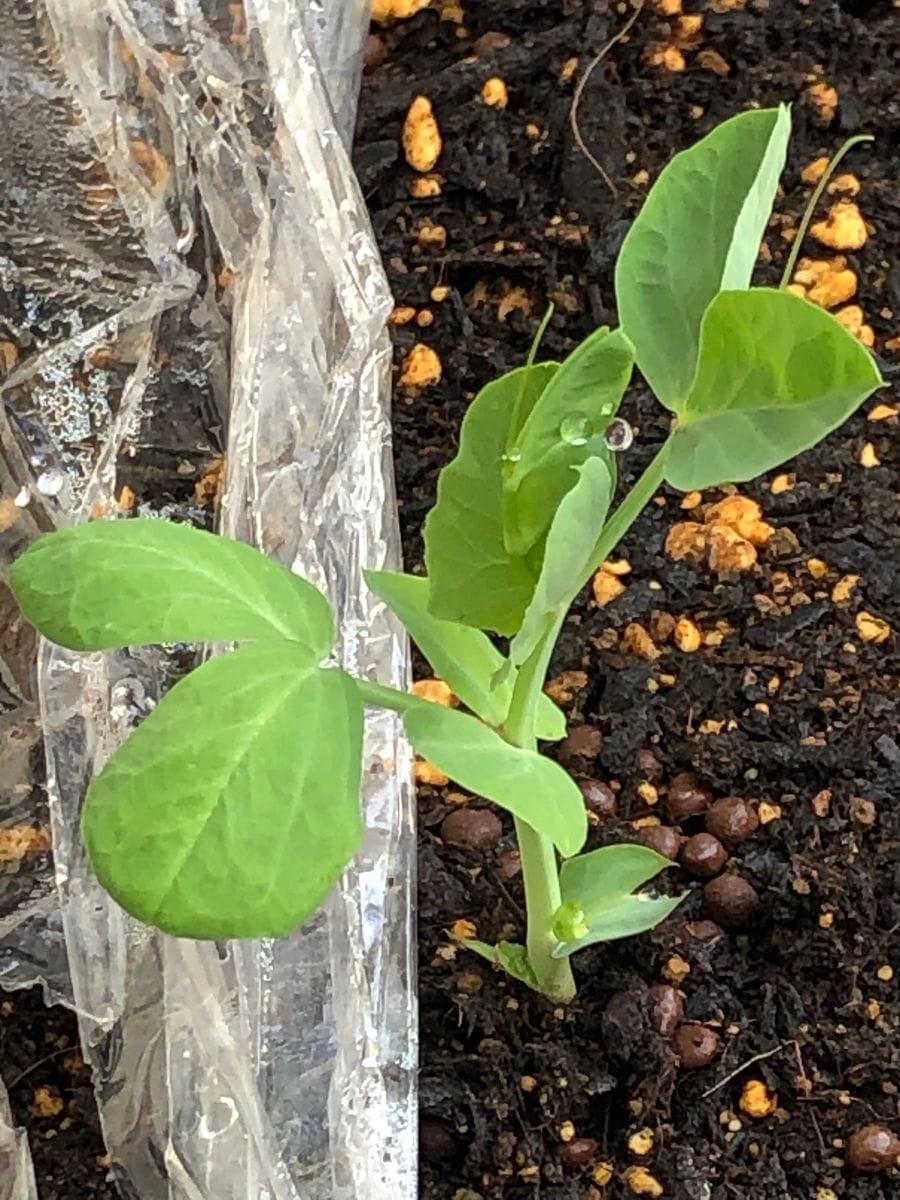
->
3, 1, 899, 1198
0, 988, 112, 1198
359, 1, 900, 1197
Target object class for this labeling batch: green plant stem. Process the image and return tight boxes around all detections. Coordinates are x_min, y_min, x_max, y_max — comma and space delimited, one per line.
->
501, 442, 672, 1003
502, 614, 575, 1002
590, 441, 671, 571
356, 677, 421, 714
506, 303, 555, 456
779, 133, 873, 289
360, 659, 576, 1000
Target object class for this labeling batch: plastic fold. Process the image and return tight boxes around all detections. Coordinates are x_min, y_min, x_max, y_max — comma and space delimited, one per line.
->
0, 2, 415, 1196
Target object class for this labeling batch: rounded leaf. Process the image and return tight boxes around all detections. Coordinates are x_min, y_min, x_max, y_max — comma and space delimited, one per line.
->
83, 644, 363, 939
10, 518, 334, 656
666, 288, 884, 490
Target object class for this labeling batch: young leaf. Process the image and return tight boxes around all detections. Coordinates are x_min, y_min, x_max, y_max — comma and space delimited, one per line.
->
665, 288, 884, 490
424, 364, 558, 635
552, 843, 683, 957
550, 892, 686, 958
402, 701, 587, 857
559, 843, 675, 913
615, 105, 791, 407
466, 939, 540, 990
364, 570, 566, 739
509, 456, 615, 668
503, 327, 631, 555
82, 643, 363, 939
9, 518, 334, 657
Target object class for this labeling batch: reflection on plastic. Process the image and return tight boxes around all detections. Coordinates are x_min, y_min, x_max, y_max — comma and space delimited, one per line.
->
0, 1075, 37, 1200
0, 1, 414, 1197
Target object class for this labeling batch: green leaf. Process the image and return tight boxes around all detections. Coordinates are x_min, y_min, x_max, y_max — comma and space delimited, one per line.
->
82, 643, 363, 939
615, 105, 791, 406
665, 288, 884, 490
9, 518, 334, 656
466, 940, 540, 990
503, 327, 631, 554
553, 844, 683, 956
364, 570, 565, 739
551, 893, 686, 958
424, 364, 558, 635
509, 456, 615, 668
402, 701, 586, 857
560, 844, 675, 913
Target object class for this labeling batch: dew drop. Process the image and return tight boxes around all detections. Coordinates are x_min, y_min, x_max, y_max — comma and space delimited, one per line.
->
559, 415, 591, 446
604, 418, 634, 452
501, 448, 522, 464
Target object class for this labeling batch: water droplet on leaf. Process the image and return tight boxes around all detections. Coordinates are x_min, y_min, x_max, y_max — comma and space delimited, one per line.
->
501, 448, 522, 464
604, 418, 633, 452
559, 415, 591, 446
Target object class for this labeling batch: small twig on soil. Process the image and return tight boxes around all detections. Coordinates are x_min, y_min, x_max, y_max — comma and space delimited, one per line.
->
569, 0, 645, 197
793, 1039, 813, 1097
808, 1107, 827, 1154
493, 874, 525, 920
6, 1045, 76, 1090
701, 1042, 785, 1099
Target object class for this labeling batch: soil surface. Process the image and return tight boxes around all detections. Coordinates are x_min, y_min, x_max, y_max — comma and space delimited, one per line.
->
359, 1, 900, 1198
2, 1, 899, 1198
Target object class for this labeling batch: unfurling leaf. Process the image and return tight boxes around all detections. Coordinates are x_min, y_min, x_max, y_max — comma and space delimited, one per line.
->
466, 939, 540, 990
424, 364, 557, 634
502, 327, 630, 556
552, 843, 682, 956
508, 456, 615, 668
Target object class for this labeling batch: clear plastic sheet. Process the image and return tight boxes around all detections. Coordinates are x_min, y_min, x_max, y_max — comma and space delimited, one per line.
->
0, 1075, 37, 1200
0, 1, 415, 1196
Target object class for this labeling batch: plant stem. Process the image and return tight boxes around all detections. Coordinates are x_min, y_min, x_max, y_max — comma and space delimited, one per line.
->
360, 446, 671, 1004
356, 677, 421, 714
502, 443, 672, 1003
779, 133, 873, 290
502, 616, 576, 1003
590, 442, 670, 570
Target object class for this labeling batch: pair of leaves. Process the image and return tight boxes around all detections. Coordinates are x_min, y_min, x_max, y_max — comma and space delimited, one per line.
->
365, 570, 565, 740
551, 845, 684, 958
366, 573, 586, 859
467, 845, 682, 988
10, 519, 363, 940
617, 105, 882, 490
425, 332, 631, 635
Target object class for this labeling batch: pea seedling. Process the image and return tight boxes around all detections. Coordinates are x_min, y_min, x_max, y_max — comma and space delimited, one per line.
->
10, 107, 881, 1002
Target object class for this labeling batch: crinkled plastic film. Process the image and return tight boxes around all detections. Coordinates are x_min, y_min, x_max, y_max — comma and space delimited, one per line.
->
0, 1075, 37, 1200
0, 1, 415, 1196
